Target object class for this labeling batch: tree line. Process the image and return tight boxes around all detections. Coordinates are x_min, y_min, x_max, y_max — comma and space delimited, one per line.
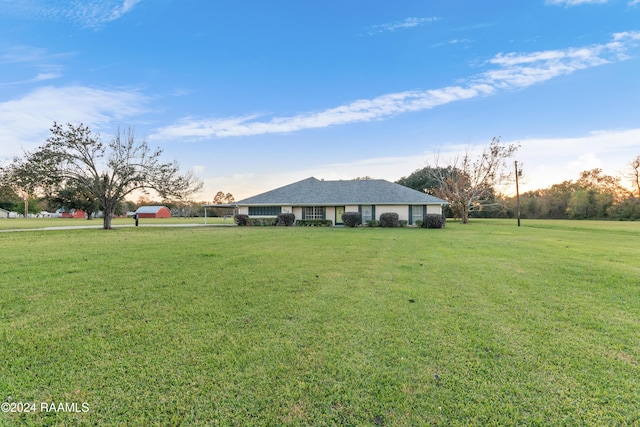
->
2, 123, 637, 226
397, 152, 640, 221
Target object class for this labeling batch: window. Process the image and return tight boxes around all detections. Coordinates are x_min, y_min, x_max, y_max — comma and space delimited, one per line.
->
412, 205, 423, 225
361, 205, 373, 222
304, 206, 324, 220
248, 206, 281, 216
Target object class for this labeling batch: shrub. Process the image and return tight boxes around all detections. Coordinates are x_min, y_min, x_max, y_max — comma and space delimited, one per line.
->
422, 214, 446, 229
276, 213, 296, 226
296, 219, 333, 227
379, 212, 399, 228
365, 219, 379, 227
399, 220, 408, 227
247, 217, 277, 226
342, 212, 362, 227
234, 214, 249, 226
414, 220, 423, 228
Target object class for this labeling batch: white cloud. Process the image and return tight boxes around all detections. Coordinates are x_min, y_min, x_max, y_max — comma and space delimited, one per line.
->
152, 31, 640, 142
545, 0, 609, 5
0, 0, 142, 28
364, 17, 440, 35
0, 85, 150, 158
0, 45, 71, 86
151, 85, 494, 141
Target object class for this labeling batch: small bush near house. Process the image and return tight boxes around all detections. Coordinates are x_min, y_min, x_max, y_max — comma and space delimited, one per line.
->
422, 214, 446, 229
234, 214, 249, 226
414, 220, 423, 227
379, 213, 399, 228
296, 219, 333, 227
342, 212, 362, 227
365, 220, 379, 227
276, 213, 296, 226
247, 217, 277, 226
399, 220, 408, 227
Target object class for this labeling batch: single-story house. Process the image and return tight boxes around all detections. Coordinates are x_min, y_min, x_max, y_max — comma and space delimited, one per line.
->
206, 177, 448, 225
135, 205, 172, 218
0, 207, 10, 218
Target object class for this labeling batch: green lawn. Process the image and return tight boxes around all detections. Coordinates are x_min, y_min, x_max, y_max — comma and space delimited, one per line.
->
0, 216, 229, 230
1, 220, 639, 426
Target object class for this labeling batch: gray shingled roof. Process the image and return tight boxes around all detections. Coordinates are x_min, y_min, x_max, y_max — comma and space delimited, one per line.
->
236, 177, 448, 205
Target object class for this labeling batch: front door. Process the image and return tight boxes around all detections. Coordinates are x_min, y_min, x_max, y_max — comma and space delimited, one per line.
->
335, 206, 345, 225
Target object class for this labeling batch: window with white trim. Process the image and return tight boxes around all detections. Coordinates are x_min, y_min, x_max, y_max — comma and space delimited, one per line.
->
304, 206, 324, 219
412, 205, 423, 224
361, 205, 373, 222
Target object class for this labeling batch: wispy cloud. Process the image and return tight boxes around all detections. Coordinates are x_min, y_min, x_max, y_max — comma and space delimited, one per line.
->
0, 0, 143, 29
0, 73, 63, 87
0, 45, 70, 86
430, 38, 473, 48
363, 17, 440, 36
545, 0, 609, 5
0, 86, 150, 157
151, 31, 640, 142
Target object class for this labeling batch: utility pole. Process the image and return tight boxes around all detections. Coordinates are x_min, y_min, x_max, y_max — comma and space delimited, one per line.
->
515, 161, 521, 227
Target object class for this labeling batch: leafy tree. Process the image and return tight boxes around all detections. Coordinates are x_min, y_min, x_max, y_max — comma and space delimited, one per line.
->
608, 197, 640, 220
426, 137, 519, 224
16, 197, 41, 216
575, 168, 628, 202
212, 191, 235, 204
539, 181, 577, 219
0, 184, 21, 212
210, 191, 235, 217
396, 167, 448, 194
5, 122, 202, 229
47, 181, 100, 219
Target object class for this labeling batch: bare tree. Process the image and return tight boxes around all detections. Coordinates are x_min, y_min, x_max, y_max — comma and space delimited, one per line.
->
427, 137, 519, 224
625, 155, 640, 198
6, 122, 202, 229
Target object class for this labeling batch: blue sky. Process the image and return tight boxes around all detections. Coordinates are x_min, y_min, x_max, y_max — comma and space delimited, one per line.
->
1, 0, 639, 200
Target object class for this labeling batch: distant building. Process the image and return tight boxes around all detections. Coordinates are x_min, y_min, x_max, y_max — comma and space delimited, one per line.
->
135, 206, 172, 218
57, 209, 87, 219
0, 207, 10, 218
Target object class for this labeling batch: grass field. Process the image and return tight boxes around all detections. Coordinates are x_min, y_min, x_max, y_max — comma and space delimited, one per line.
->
1, 220, 639, 425
0, 216, 229, 230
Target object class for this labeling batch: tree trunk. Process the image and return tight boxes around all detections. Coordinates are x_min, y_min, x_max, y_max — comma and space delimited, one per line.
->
460, 206, 470, 224
103, 213, 113, 229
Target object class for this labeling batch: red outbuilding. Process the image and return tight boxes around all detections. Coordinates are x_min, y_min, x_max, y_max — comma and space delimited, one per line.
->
61, 209, 87, 219
135, 206, 172, 218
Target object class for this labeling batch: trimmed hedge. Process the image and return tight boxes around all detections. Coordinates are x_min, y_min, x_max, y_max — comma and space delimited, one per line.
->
276, 213, 296, 226
249, 217, 277, 226
379, 212, 399, 228
365, 220, 379, 227
234, 215, 278, 226
234, 214, 249, 226
422, 214, 446, 229
399, 220, 408, 227
342, 212, 362, 227
296, 219, 333, 227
